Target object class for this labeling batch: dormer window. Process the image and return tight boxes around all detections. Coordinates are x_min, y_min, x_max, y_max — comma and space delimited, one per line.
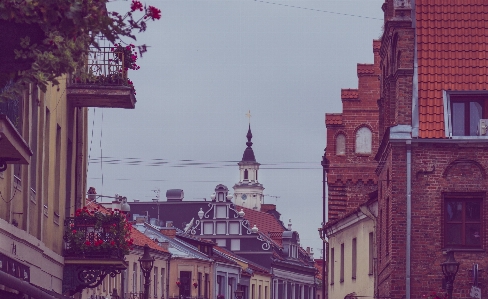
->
444, 91, 488, 137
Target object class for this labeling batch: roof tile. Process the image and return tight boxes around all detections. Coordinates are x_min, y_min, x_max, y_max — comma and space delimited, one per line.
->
417, 0, 488, 138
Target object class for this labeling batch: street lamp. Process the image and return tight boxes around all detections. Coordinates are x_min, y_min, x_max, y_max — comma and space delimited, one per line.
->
139, 244, 155, 299
234, 288, 244, 299
110, 288, 120, 299
441, 250, 459, 299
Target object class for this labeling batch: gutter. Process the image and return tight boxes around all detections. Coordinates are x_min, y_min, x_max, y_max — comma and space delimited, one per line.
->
406, 140, 412, 299
388, 125, 412, 299
411, 0, 419, 138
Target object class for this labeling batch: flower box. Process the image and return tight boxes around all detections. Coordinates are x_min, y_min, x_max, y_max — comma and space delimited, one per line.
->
63, 207, 133, 259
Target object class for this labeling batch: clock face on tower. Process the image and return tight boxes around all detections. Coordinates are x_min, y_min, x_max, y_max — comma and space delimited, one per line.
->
241, 194, 247, 200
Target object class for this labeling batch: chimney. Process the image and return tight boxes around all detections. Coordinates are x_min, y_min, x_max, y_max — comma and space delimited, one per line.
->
260, 204, 276, 213
288, 219, 292, 230
160, 221, 176, 238
166, 189, 184, 202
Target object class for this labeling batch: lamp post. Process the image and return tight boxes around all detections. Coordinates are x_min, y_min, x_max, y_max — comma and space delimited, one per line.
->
234, 285, 244, 299
441, 250, 459, 299
139, 244, 155, 299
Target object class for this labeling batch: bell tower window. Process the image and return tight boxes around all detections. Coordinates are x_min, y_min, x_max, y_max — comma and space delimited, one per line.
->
244, 169, 248, 180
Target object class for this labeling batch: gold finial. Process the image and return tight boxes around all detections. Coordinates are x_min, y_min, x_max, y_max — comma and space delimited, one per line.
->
246, 110, 251, 124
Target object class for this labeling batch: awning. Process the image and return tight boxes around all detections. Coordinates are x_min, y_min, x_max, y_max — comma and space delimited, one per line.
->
0, 270, 72, 299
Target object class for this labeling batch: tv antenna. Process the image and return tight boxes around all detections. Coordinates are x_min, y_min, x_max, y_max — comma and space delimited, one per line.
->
263, 194, 280, 203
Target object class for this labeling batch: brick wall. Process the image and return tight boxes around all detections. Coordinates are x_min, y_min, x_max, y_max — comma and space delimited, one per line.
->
325, 40, 380, 223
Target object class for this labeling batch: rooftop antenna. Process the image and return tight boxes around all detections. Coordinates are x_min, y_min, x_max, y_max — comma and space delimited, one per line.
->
263, 194, 280, 204
151, 188, 160, 201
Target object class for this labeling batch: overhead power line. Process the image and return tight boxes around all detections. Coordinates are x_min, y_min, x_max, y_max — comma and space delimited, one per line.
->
252, 0, 383, 20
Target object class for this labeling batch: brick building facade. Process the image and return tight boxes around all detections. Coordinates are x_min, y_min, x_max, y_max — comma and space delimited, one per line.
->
376, 0, 488, 298
324, 1, 488, 298
325, 40, 381, 223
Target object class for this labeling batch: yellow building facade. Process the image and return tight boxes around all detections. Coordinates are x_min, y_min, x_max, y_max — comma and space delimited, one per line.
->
0, 80, 89, 297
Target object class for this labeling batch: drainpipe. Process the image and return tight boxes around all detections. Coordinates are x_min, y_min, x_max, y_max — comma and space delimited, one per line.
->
406, 140, 412, 299
321, 150, 328, 299
166, 257, 170, 299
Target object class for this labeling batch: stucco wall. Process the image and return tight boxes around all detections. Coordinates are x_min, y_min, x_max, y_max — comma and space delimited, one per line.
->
328, 216, 374, 299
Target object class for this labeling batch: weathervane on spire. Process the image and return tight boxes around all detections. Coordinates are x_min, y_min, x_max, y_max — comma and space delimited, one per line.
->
246, 110, 251, 124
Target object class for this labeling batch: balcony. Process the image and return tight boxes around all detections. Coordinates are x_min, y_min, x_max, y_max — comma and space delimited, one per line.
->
0, 96, 32, 172
67, 47, 136, 109
62, 209, 130, 295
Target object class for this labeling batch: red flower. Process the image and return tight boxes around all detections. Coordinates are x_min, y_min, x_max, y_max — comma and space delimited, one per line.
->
131, 0, 143, 12
72, 230, 77, 234
85, 241, 91, 246
145, 6, 161, 20
111, 240, 116, 246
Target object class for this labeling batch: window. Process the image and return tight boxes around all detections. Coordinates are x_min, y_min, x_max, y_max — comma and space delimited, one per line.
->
445, 92, 488, 137
352, 238, 357, 279
244, 169, 249, 180
216, 239, 226, 246
132, 262, 137, 293
160, 268, 165, 299
216, 206, 227, 218
444, 195, 482, 248
229, 222, 239, 234
340, 244, 344, 282
369, 232, 374, 275
336, 134, 346, 155
330, 248, 334, 285
203, 222, 213, 234
386, 197, 390, 255
355, 127, 372, 154
153, 266, 158, 298
216, 222, 226, 234
230, 239, 240, 251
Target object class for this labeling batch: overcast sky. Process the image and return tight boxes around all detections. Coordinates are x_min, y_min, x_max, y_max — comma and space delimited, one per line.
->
87, 0, 384, 257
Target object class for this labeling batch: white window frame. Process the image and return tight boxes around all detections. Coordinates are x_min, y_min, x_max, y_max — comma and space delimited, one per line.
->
443, 90, 488, 139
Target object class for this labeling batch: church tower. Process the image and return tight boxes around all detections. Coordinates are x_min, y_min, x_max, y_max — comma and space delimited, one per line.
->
233, 124, 264, 210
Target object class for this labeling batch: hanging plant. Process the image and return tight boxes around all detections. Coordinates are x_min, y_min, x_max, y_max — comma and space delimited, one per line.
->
63, 206, 134, 258
0, 0, 161, 101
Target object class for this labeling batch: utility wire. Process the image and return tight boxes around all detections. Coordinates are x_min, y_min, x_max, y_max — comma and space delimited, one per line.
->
252, 0, 382, 20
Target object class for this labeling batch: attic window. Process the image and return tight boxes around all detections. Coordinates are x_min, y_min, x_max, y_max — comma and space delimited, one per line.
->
444, 91, 488, 137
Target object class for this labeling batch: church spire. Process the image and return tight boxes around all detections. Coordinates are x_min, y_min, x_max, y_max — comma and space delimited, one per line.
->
242, 124, 256, 162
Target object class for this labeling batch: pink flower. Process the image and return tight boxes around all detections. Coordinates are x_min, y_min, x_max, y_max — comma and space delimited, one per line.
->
130, 0, 143, 12
145, 6, 161, 20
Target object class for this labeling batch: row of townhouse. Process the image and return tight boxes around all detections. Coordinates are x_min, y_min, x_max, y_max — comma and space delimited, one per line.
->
79, 125, 318, 299
0, 3, 141, 298
323, 1, 488, 299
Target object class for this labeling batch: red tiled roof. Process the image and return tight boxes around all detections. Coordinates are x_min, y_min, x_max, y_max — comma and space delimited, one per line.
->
236, 205, 286, 234
268, 231, 283, 246
131, 227, 169, 253
325, 113, 343, 125
341, 89, 358, 100
416, 0, 488, 138
315, 260, 323, 280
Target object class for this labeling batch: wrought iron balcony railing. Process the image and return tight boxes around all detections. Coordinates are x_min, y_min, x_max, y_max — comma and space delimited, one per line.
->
0, 90, 22, 132
63, 216, 128, 260
70, 47, 129, 87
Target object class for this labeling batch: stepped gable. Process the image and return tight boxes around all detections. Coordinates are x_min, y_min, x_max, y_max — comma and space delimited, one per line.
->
341, 88, 359, 100
325, 113, 343, 126
416, 0, 488, 138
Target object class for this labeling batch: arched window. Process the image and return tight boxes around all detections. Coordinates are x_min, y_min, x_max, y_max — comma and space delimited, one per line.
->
244, 169, 248, 180
355, 127, 372, 154
336, 134, 346, 155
